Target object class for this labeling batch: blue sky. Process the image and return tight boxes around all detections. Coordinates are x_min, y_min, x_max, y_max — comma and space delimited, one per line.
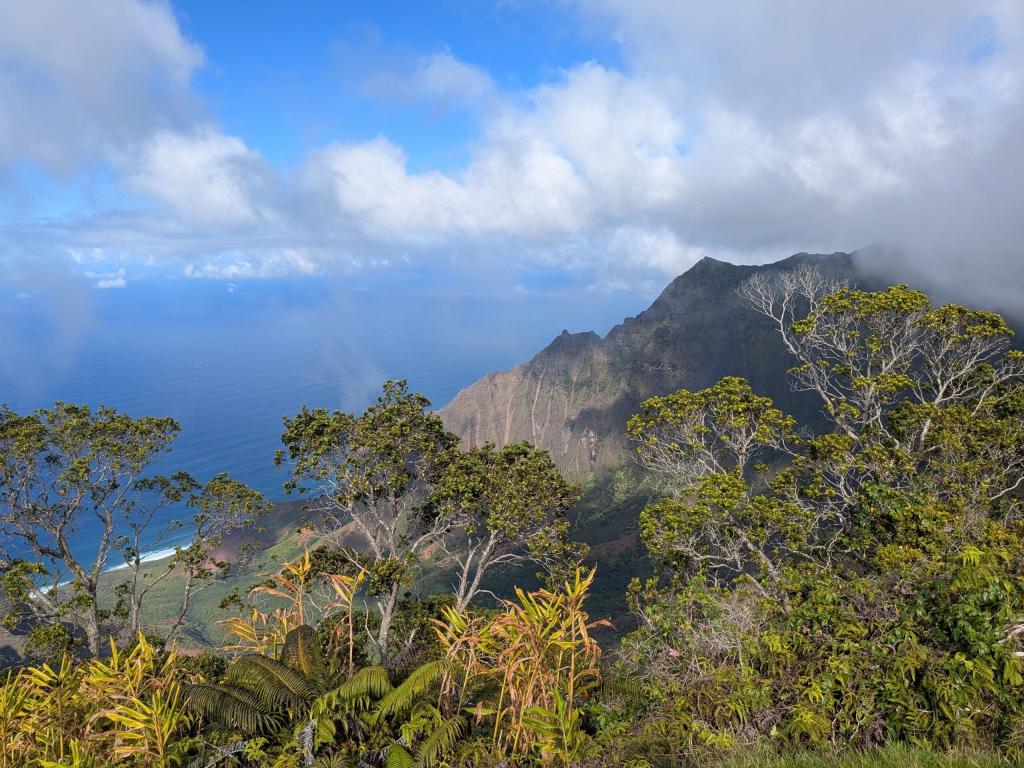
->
1, 0, 1022, 305
175, 1, 619, 169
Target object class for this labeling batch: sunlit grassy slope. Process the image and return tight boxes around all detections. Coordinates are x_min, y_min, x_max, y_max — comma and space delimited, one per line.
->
96, 463, 654, 648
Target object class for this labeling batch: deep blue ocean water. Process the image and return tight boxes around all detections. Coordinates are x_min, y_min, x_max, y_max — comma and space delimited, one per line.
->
1, 275, 648, 561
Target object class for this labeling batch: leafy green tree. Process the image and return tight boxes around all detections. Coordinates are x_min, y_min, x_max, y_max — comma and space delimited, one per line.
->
618, 271, 1024, 755
627, 376, 801, 599
0, 403, 267, 656
112, 471, 201, 639
740, 270, 1024, 564
429, 442, 584, 610
0, 403, 181, 657
277, 381, 460, 663
739, 267, 1024, 511
163, 473, 271, 642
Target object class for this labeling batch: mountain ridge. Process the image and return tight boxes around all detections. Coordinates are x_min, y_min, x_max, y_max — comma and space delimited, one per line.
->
438, 251, 873, 476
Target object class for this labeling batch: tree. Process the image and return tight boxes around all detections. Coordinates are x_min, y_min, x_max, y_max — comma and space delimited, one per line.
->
162, 473, 271, 642
618, 272, 1024, 753
737, 267, 1024, 534
0, 403, 180, 657
626, 376, 803, 598
113, 471, 200, 640
277, 381, 459, 663
0, 403, 267, 657
429, 442, 584, 611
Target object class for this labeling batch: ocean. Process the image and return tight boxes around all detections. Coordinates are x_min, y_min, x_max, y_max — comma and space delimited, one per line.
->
1, 275, 648, 561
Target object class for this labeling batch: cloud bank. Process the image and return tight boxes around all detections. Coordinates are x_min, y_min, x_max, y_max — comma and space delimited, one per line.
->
0, 0, 202, 174
1, 0, 1022, 305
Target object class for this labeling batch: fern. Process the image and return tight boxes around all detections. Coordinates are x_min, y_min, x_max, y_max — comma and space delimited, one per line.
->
414, 714, 466, 768
228, 654, 320, 711
311, 666, 392, 723
336, 666, 393, 701
185, 739, 249, 768
375, 660, 450, 721
311, 666, 394, 750
385, 744, 413, 768
600, 676, 646, 705
280, 625, 329, 692
184, 684, 282, 735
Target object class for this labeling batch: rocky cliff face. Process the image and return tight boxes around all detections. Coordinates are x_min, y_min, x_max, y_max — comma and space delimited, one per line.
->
439, 252, 870, 476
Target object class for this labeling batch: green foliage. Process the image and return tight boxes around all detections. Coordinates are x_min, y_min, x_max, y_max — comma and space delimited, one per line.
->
185, 683, 282, 736
0, 403, 181, 655
0, 402, 267, 657
280, 623, 329, 690
613, 272, 1024, 765
184, 625, 327, 736
277, 380, 586, 665
278, 380, 461, 663
174, 652, 227, 682
429, 440, 585, 606
4, 275, 1024, 767
0, 633, 192, 767
227, 655, 320, 712
277, 380, 458, 503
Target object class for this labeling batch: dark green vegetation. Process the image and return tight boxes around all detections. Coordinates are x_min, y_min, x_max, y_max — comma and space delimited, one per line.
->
2, 260, 1024, 766
712, 747, 1004, 767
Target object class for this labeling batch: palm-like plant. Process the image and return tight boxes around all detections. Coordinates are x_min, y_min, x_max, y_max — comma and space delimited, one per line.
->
323, 569, 367, 677
192, 620, 448, 767
0, 669, 34, 767
365, 568, 608, 768
184, 625, 327, 736
218, 550, 319, 656
312, 654, 474, 768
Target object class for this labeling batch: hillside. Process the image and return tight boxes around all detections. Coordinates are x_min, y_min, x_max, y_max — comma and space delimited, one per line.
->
439, 251, 879, 476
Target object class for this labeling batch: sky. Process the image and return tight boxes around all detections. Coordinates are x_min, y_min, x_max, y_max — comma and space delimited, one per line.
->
1, 0, 1023, 305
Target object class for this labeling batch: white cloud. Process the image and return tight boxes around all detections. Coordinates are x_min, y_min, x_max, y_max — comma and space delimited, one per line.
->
3, 0, 1024, 303
303, 138, 473, 241
183, 248, 321, 279
86, 267, 127, 289
411, 52, 496, 108
120, 129, 274, 228
361, 51, 497, 114
561, 0, 1024, 299
0, 0, 202, 173
300, 64, 682, 245
292, 12, 1024, 300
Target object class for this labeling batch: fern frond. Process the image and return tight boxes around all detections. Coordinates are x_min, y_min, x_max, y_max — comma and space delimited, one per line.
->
386, 743, 413, 768
313, 665, 392, 719
183, 684, 281, 735
375, 660, 450, 721
414, 714, 466, 768
280, 625, 328, 692
186, 739, 248, 768
335, 665, 393, 700
227, 655, 319, 711
600, 676, 646, 705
